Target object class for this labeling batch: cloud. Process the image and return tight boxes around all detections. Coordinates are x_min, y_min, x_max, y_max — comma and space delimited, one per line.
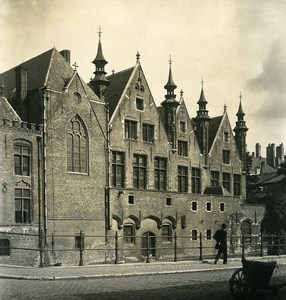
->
247, 39, 286, 119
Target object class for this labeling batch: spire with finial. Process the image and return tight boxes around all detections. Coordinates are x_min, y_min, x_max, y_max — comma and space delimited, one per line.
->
164, 55, 177, 99
90, 26, 110, 101
236, 91, 245, 119
196, 77, 209, 119
234, 92, 248, 172
92, 26, 108, 67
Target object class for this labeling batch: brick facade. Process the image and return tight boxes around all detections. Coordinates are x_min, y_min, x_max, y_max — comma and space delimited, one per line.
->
0, 38, 264, 265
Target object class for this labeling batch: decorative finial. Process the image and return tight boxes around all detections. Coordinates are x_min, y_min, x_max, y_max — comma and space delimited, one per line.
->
180, 89, 184, 97
239, 91, 243, 101
72, 62, 78, 71
169, 55, 172, 66
98, 26, 102, 38
112, 69, 115, 75
224, 104, 227, 111
136, 51, 140, 62
201, 77, 204, 87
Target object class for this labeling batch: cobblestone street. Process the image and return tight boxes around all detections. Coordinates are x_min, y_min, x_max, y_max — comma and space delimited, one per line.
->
1, 266, 286, 300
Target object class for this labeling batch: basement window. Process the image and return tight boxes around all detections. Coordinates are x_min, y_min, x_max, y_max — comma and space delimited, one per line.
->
0, 239, 10, 256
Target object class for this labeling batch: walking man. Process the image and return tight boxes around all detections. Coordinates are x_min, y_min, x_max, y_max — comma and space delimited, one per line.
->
213, 223, 227, 264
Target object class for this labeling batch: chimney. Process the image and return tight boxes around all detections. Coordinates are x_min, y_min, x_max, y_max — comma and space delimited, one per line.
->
60, 50, 71, 64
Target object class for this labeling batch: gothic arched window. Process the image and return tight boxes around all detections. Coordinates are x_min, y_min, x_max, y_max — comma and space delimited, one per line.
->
67, 115, 88, 174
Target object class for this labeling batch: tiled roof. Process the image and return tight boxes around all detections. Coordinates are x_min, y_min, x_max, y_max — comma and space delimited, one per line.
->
106, 67, 135, 117
0, 96, 21, 120
1, 48, 55, 99
208, 115, 223, 151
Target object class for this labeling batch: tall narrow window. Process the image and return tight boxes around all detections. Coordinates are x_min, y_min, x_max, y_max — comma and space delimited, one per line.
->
125, 120, 137, 140
233, 174, 241, 196
191, 229, 198, 241
178, 140, 188, 156
112, 151, 125, 187
154, 157, 167, 191
222, 172, 231, 192
162, 224, 172, 242
15, 187, 31, 223
14, 143, 31, 176
222, 150, 230, 164
67, 116, 88, 173
180, 121, 186, 133
142, 123, 154, 142
191, 168, 201, 194
178, 166, 188, 192
211, 171, 219, 186
124, 224, 135, 244
133, 154, 147, 189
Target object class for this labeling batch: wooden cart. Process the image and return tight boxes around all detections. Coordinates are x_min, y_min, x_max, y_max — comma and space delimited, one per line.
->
229, 258, 286, 299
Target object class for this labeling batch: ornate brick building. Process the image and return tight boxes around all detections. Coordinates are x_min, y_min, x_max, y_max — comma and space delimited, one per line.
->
0, 33, 263, 265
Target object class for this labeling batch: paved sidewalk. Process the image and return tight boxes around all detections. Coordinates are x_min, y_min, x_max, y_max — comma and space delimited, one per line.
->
1, 256, 285, 281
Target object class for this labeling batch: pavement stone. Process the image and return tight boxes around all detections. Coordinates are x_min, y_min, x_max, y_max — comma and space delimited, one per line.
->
0, 255, 285, 281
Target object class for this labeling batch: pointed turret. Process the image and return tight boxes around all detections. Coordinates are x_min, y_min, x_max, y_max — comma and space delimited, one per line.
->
90, 27, 110, 101
234, 92, 248, 172
194, 78, 210, 165
161, 57, 179, 152
196, 79, 209, 120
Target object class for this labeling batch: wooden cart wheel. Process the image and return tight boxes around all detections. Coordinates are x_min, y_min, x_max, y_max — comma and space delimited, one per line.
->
229, 268, 246, 299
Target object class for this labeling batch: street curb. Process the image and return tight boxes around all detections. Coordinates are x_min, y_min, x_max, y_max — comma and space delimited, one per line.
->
0, 266, 241, 281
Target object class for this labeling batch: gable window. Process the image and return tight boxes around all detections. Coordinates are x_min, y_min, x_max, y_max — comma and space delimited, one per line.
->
206, 229, 212, 240
224, 132, 229, 143
125, 120, 137, 140
211, 171, 219, 186
67, 115, 88, 173
0, 239, 10, 256
219, 202, 225, 211
178, 166, 188, 192
191, 168, 201, 194
222, 172, 231, 192
233, 174, 241, 196
124, 224, 135, 244
178, 140, 188, 156
154, 157, 167, 191
15, 187, 31, 223
162, 224, 172, 242
180, 121, 186, 133
206, 202, 212, 212
222, 150, 230, 164
133, 154, 147, 189
14, 143, 31, 176
142, 123, 154, 143
112, 151, 125, 187
191, 201, 198, 211
136, 98, 144, 110
191, 229, 198, 241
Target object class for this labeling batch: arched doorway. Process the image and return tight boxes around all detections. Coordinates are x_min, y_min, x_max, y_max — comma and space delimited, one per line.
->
141, 232, 156, 257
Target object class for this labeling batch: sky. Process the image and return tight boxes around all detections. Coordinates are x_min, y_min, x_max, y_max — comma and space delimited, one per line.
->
1, 0, 285, 156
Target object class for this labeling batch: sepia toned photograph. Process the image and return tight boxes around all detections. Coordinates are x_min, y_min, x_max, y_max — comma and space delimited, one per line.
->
0, 0, 286, 299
